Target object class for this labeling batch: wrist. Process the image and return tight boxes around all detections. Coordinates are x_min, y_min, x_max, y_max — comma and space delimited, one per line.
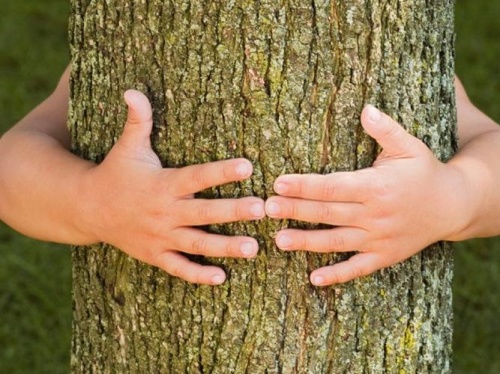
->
67, 163, 103, 245
443, 156, 491, 241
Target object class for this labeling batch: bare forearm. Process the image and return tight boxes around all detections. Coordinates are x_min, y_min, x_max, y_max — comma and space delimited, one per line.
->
0, 126, 96, 244
260, 78, 500, 285
0, 85, 266, 284
0, 67, 97, 244
448, 77, 500, 240
449, 127, 500, 240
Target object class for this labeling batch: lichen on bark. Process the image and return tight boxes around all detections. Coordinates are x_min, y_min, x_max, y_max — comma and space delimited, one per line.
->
70, 1, 455, 372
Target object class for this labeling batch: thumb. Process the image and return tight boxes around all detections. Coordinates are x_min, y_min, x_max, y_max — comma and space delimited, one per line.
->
119, 90, 154, 151
361, 104, 423, 157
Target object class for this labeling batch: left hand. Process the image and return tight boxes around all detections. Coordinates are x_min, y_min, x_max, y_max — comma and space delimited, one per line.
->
265, 105, 467, 286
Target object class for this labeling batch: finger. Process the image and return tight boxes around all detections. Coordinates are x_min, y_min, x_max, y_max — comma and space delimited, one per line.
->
179, 197, 265, 226
169, 158, 253, 196
273, 172, 371, 202
360, 105, 426, 157
310, 252, 385, 286
173, 228, 259, 258
275, 227, 367, 253
153, 250, 226, 285
121, 90, 154, 151
266, 196, 362, 226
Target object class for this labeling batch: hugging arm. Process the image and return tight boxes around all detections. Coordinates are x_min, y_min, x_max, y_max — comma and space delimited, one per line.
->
265, 77, 500, 286
0, 67, 265, 285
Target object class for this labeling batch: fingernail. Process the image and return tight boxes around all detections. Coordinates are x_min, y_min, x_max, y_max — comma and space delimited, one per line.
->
274, 182, 289, 194
266, 202, 281, 216
276, 234, 293, 249
211, 274, 225, 285
123, 90, 137, 106
312, 275, 325, 286
366, 104, 381, 124
236, 162, 252, 177
240, 242, 257, 257
250, 203, 264, 218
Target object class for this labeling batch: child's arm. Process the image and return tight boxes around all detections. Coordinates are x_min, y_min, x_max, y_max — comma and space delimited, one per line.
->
0, 68, 265, 285
266, 77, 500, 286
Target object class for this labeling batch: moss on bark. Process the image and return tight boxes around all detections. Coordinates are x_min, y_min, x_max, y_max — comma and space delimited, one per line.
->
70, 1, 455, 372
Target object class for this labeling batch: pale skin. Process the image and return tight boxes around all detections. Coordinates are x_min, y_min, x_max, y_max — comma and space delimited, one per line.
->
1, 68, 499, 286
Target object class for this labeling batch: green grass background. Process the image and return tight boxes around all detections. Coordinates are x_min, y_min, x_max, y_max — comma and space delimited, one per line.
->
0, 0, 498, 372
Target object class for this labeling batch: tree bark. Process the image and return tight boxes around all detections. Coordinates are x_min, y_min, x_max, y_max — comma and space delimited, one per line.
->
69, 1, 456, 372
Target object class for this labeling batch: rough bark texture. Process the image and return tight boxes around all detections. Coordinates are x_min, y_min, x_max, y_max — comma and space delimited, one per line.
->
69, 1, 456, 373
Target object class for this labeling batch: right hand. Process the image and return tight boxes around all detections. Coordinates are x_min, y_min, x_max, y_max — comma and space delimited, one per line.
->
78, 90, 265, 285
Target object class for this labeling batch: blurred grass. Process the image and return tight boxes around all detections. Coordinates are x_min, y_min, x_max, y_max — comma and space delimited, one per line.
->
0, 0, 499, 373
0, 1, 71, 373
0, 227, 71, 373
454, 1, 500, 373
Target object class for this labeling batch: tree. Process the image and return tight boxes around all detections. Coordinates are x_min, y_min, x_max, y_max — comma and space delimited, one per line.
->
69, 1, 456, 372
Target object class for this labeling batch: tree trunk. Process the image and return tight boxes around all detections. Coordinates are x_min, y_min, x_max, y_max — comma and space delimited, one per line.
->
69, 1, 456, 372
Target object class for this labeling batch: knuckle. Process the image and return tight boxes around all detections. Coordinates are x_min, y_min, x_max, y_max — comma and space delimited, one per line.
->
352, 265, 365, 279
222, 162, 234, 181
194, 272, 207, 285
349, 263, 367, 280
380, 117, 400, 140
191, 237, 208, 255
327, 272, 341, 285
319, 204, 333, 223
223, 240, 235, 257
196, 204, 213, 222
328, 233, 346, 251
193, 168, 208, 189
320, 179, 336, 200
234, 201, 246, 220
300, 234, 312, 250
387, 123, 400, 140
148, 250, 162, 268
169, 263, 184, 279
294, 179, 304, 195
290, 201, 299, 219
164, 256, 185, 279
125, 115, 141, 128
